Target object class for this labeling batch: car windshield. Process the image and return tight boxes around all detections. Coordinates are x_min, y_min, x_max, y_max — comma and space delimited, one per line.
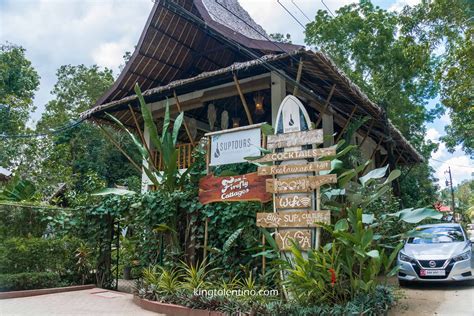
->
407, 226, 465, 244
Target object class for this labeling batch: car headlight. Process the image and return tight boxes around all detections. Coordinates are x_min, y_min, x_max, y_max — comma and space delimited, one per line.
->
453, 251, 471, 262
399, 252, 416, 263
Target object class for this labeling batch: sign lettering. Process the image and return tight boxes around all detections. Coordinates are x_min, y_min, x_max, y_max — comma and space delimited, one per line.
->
267, 129, 323, 149
199, 172, 271, 204
275, 230, 311, 250
275, 195, 312, 209
257, 161, 331, 176
256, 210, 330, 228
208, 126, 261, 166
266, 174, 337, 193
255, 148, 336, 163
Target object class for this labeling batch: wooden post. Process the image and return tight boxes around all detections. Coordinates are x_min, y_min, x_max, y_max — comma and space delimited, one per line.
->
335, 106, 357, 143
361, 137, 383, 175
360, 120, 375, 147
128, 105, 154, 162
233, 74, 254, 125
262, 234, 266, 276
173, 91, 195, 147
314, 84, 336, 128
271, 71, 286, 126
292, 58, 304, 96
97, 123, 142, 173
203, 218, 209, 262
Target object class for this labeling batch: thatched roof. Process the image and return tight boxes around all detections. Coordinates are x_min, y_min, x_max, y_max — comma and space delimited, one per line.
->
95, 0, 301, 107
82, 49, 423, 164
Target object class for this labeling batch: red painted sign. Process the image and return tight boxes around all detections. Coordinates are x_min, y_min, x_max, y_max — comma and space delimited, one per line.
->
199, 172, 271, 205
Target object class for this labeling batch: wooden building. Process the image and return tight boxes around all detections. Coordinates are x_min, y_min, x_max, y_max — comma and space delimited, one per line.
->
80, 0, 422, 190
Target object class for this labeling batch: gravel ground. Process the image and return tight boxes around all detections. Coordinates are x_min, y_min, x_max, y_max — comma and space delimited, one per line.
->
389, 281, 474, 316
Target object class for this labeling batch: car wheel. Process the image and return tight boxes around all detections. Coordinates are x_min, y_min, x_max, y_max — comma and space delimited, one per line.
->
398, 279, 410, 287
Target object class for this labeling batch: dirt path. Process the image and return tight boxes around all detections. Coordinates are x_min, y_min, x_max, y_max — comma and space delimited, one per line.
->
389, 281, 474, 316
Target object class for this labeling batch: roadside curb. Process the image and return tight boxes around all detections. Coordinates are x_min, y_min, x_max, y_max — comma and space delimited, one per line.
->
0, 284, 96, 299
133, 296, 224, 316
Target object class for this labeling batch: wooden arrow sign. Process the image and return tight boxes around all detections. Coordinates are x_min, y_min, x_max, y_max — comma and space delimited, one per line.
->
275, 229, 311, 250
256, 210, 330, 228
275, 195, 312, 209
257, 161, 331, 176
266, 174, 337, 193
254, 148, 336, 163
267, 129, 323, 149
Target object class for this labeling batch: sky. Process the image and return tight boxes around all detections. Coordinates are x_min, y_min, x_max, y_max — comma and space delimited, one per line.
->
0, 0, 472, 188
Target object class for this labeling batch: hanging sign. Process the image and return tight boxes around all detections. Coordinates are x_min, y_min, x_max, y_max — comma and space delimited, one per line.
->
275, 195, 312, 209
266, 129, 323, 149
275, 229, 312, 250
254, 148, 336, 163
199, 172, 271, 205
266, 174, 337, 193
256, 210, 330, 228
257, 161, 331, 176
206, 124, 263, 166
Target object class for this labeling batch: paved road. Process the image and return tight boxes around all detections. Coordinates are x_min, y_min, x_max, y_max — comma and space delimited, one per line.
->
389, 281, 474, 316
0, 288, 162, 316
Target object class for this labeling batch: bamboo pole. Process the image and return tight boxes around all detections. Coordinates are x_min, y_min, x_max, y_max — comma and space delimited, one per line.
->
233, 74, 254, 125
203, 217, 209, 262
360, 120, 375, 147
335, 106, 357, 143
128, 105, 154, 162
262, 234, 266, 276
292, 58, 304, 96
97, 123, 142, 173
314, 84, 336, 128
173, 91, 195, 147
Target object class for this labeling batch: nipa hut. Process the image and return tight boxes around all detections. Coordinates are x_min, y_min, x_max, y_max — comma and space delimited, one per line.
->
80, 0, 422, 191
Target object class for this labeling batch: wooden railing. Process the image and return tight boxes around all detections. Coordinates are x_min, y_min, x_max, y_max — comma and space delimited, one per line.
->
152, 143, 195, 170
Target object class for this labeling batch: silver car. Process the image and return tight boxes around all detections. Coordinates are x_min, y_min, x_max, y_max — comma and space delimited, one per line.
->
397, 223, 474, 285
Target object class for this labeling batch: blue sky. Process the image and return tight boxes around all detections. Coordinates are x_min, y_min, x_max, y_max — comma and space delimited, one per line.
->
1, 0, 472, 187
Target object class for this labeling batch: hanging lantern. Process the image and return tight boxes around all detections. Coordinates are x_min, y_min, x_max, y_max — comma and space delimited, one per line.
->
254, 93, 265, 115
207, 103, 216, 131
221, 110, 229, 130
232, 117, 240, 128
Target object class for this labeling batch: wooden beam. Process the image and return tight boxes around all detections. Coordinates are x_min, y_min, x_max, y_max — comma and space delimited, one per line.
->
174, 91, 195, 147
314, 84, 336, 128
96, 123, 142, 173
128, 105, 154, 161
335, 105, 357, 143
233, 74, 254, 125
361, 137, 384, 175
359, 120, 375, 147
292, 58, 304, 96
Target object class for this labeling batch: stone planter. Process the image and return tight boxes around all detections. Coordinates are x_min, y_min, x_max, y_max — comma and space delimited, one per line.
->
133, 296, 225, 316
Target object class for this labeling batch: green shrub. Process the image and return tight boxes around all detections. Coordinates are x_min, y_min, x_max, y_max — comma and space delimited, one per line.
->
0, 272, 61, 291
0, 236, 82, 275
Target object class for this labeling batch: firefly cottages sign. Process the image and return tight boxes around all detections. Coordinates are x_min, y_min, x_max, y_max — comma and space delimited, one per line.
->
198, 172, 271, 205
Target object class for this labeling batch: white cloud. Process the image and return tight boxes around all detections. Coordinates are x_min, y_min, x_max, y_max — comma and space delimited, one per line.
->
92, 38, 131, 70
426, 128, 440, 142
0, 0, 153, 124
239, 0, 354, 45
433, 155, 474, 188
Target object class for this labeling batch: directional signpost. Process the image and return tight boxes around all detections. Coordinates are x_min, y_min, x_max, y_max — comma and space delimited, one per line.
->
256, 95, 336, 251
